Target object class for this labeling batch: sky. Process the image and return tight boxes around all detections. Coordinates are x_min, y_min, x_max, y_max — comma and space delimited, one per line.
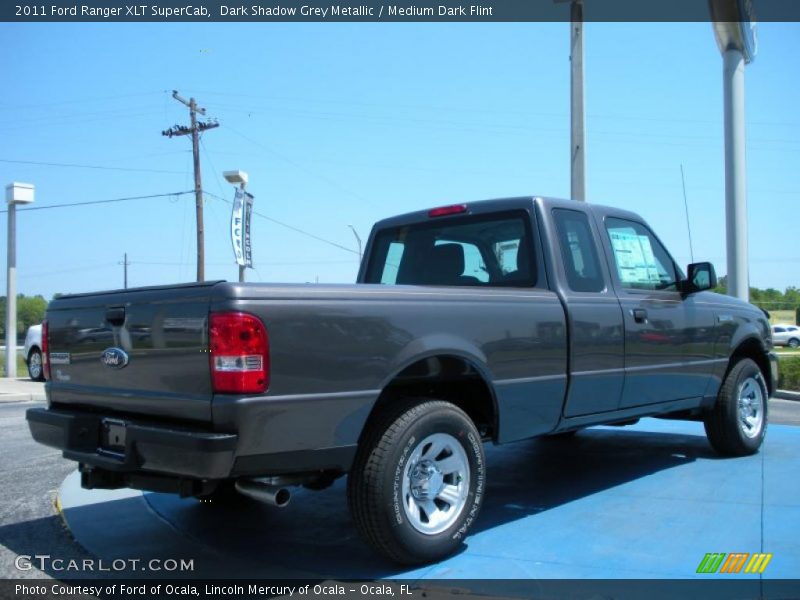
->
0, 21, 798, 299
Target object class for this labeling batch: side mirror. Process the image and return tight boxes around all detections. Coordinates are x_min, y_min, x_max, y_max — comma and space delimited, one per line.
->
685, 262, 717, 293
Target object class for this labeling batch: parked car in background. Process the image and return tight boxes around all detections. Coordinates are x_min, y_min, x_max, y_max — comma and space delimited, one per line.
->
23, 324, 44, 381
772, 324, 800, 348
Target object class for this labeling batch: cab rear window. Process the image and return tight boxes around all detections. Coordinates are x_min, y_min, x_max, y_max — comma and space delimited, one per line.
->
364, 211, 536, 287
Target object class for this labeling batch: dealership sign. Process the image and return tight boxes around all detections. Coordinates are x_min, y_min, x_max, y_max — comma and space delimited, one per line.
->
231, 188, 254, 267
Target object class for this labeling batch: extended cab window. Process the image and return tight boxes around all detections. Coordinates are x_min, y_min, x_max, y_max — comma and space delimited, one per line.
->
552, 209, 605, 293
605, 218, 680, 291
365, 211, 536, 287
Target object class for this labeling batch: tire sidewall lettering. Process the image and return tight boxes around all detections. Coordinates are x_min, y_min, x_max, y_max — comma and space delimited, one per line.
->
392, 434, 416, 525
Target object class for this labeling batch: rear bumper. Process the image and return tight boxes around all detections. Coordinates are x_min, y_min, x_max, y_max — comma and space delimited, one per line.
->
26, 407, 237, 480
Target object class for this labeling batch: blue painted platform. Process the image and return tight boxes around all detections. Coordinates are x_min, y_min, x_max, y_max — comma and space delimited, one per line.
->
58, 418, 800, 581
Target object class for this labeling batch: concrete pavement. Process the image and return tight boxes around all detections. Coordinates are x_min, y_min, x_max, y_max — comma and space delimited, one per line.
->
0, 378, 45, 403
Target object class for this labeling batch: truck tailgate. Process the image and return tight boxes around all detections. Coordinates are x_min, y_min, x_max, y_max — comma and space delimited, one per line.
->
45, 282, 218, 423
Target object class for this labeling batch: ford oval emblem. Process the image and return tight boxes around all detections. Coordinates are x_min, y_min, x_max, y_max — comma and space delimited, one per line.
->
100, 347, 129, 369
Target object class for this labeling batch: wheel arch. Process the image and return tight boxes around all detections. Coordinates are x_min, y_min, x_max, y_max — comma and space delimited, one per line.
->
361, 348, 500, 445
728, 336, 772, 395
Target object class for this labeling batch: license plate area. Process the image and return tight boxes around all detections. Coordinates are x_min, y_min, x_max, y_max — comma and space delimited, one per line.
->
100, 419, 127, 455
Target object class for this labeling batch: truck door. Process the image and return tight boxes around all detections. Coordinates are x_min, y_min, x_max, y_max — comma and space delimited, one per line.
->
550, 208, 626, 417
597, 216, 715, 407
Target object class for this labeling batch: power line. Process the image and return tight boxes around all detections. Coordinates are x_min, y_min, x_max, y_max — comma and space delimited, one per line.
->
135, 259, 355, 266
0, 191, 194, 214
0, 91, 166, 111
0, 158, 184, 174
680, 164, 695, 263
225, 124, 372, 206
14, 263, 118, 279
203, 191, 358, 255
187, 88, 800, 128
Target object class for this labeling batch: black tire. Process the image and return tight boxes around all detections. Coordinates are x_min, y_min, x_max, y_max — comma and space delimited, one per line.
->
704, 358, 768, 456
348, 399, 486, 565
788, 338, 800, 349
27, 348, 44, 381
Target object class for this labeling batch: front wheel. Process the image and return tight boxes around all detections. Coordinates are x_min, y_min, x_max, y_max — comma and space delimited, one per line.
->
348, 400, 485, 564
27, 349, 44, 381
704, 358, 768, 456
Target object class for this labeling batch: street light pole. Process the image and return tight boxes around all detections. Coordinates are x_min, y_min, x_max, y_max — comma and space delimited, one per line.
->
238, 182, 246, 283
348, 225, 362, 263
570, 0, 586, 202
723, 48, 748, 301
224, 170, 251, 283
5, 182, 34, 379
710, 2, 757, 301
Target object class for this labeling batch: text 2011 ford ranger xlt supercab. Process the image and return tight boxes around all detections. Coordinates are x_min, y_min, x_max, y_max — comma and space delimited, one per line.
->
27, 196, 778, 564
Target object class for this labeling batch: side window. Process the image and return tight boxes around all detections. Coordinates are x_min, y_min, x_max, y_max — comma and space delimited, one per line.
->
380, 242, 405, 284
552, 209, 605, 293
774, 327, 786, 333
605, 218, 679, 291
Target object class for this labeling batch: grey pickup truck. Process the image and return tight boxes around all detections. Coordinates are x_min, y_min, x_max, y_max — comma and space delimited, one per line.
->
28, 196, 778, 564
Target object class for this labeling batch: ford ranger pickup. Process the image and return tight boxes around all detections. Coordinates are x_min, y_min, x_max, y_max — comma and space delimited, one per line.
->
27, 196, 778, 564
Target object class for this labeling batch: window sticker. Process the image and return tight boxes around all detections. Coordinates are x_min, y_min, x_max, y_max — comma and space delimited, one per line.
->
609, 230, 660, 285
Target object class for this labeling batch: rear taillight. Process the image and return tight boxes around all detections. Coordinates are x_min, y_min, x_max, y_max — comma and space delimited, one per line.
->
209, 312, 269, 394
41, 319, 50, 380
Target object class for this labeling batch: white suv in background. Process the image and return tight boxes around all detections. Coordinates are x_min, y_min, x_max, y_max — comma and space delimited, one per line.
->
772, 324, 800, 349
23, 324, 44, 381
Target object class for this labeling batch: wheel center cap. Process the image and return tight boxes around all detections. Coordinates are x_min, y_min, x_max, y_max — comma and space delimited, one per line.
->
409, 461, 444, 500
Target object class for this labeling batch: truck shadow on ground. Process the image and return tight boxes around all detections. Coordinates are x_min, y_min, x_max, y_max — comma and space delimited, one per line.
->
0, 425, 722, 580
140, 425, 717, 578
474, 425, 717, 534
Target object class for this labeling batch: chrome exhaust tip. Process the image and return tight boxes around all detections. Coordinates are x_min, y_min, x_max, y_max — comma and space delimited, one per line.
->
235, 478, 291, 508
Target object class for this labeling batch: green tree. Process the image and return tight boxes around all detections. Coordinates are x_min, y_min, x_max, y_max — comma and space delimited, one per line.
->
0, 294, 48, 338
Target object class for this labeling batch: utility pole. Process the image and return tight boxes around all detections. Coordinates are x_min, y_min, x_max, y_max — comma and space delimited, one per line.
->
569, 0, 586, 201
162, 90, 219, 282
119, 253, 130, 289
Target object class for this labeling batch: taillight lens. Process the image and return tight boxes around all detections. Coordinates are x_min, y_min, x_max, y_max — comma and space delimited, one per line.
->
209, 312, 269, 394
41, 319, 50, 380
428, 204, 468, 218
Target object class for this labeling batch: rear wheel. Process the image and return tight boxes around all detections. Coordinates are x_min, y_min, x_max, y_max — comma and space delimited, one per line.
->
704, 358, 768, 456
27, 349, 44, 381
788, 338, 799, 349
348, 399, 485, 564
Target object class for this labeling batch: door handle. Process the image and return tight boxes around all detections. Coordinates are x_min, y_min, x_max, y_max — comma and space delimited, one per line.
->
632, 308, 648, 323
